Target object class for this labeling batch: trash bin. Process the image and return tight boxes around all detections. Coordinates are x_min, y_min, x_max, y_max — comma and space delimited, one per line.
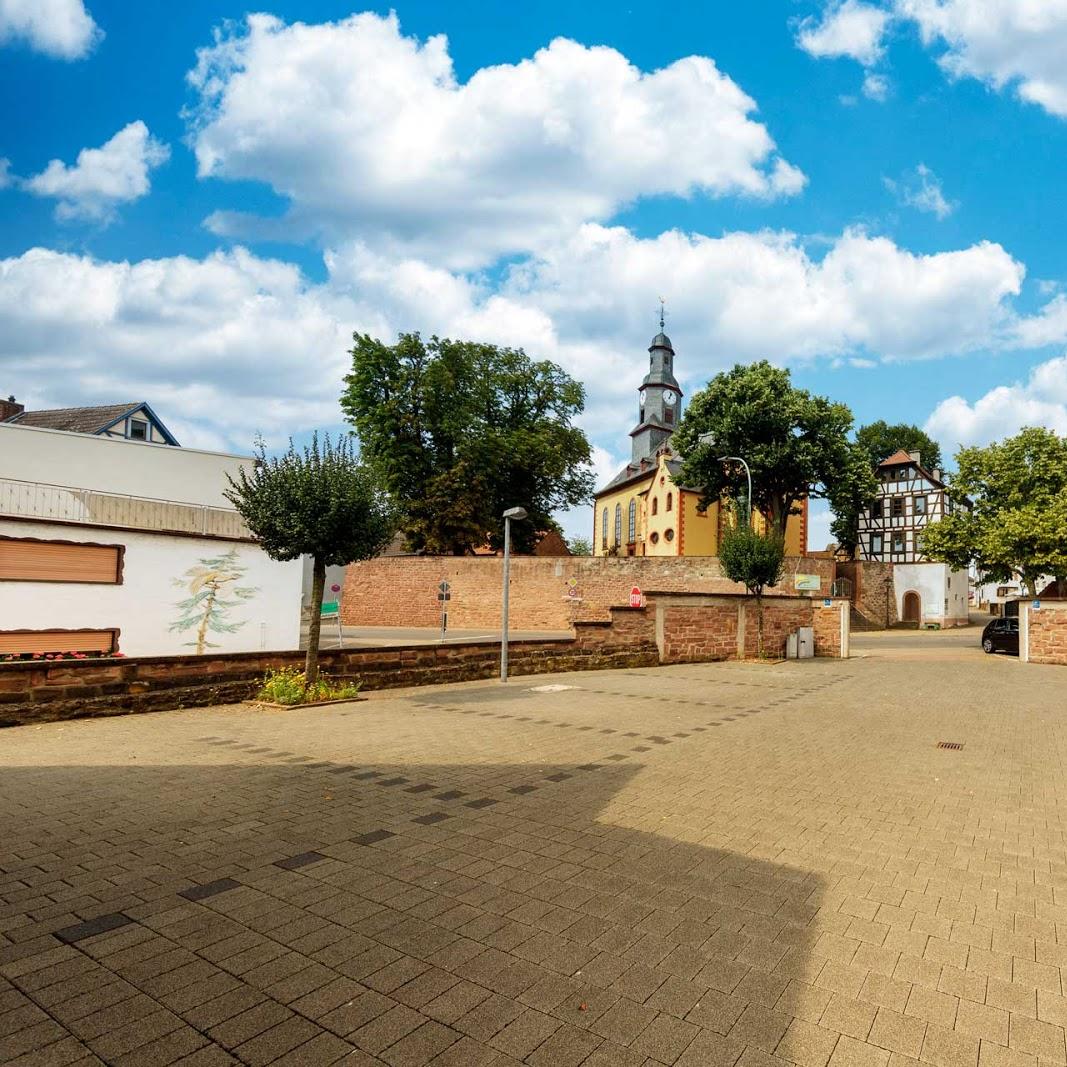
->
786, 631, 799, 659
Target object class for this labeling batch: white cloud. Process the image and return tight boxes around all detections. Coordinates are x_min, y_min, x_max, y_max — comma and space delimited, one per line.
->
0, 0, 100, 60
22, 121, 169, 222
899, 0, 1067, 117
797, 0, 891, 64
807, 503, 836, 552
185, 11, 805, 268
884, 163, 955, 218
0, 158, 11, 188
0, 223, 1038, 466
925, 355, 1067, 456
498, 224, 1024, 368
802, 1, 1067, 120
1010, 293, 1067, 348
862, 71, 890, 99
0, 246, 355, 450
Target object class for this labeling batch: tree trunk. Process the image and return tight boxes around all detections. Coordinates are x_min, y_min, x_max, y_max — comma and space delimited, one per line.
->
305, 556, 326, 685
755, 592, 764, 659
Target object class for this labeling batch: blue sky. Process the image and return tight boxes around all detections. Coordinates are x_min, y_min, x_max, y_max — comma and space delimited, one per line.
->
3, 0, 1067, 547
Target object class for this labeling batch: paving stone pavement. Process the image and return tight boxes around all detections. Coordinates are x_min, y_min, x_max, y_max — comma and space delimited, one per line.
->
1, 652, 1066, 1066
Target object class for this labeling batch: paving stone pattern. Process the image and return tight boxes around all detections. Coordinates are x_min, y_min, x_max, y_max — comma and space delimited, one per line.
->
2, 653, 1066, 1066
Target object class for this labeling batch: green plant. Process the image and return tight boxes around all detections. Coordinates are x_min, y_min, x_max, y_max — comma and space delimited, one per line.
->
343, 332, 594, 554
226, 433, 394, 684
718, 517, 786, 659
256, 667, 362, 706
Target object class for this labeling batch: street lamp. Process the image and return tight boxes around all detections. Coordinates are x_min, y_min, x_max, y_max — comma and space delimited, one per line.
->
698, 433, 753, 526
500, 506, 528, 683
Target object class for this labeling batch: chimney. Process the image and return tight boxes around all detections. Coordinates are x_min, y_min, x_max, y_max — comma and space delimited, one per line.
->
0, 395, 24, 422
932, 468, 942, 483
907, 450, 921, 464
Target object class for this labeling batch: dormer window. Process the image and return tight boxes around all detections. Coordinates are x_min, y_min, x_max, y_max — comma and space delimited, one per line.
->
129, 419, 148, 441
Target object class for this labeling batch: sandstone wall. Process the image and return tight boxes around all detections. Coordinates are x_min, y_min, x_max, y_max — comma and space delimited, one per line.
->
341, 555, 837, 631
1025, 601, 1067, 666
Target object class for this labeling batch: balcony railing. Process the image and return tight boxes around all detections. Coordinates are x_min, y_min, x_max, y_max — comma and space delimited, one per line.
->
0, 477, 251, 541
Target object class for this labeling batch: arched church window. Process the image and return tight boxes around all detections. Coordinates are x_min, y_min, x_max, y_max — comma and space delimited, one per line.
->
614, 503, 622, 544
628, 500, 636, 543
666, 492, 673, 512
601, 508, 608, 547
651, 498, 658, 516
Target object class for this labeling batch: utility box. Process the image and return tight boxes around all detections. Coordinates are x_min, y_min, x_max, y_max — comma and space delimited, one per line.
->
797, 627, 815, 659
786, 632, 799, 659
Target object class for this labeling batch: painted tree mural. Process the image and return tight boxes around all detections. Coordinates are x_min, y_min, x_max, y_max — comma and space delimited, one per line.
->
170, 549, 258, 654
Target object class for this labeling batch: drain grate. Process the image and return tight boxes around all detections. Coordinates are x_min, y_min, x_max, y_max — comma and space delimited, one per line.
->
937, 741, 963, 750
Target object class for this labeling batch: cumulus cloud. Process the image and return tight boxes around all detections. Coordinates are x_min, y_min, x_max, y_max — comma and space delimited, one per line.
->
22, 121, 169, 222
801, 1, 1067, 120
884, 163, 955, 218
185, 11, 805, 268
925, 355, 1067, 456
0, 225, 1048, 458
0, 246, 355, 450
0, 0, 101, 60
899, 0, 1067, 117
797, 0, 891, 64
862, 71, 890, 100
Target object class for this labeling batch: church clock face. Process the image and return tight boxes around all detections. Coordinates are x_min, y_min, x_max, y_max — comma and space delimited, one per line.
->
663, 389, 676, 406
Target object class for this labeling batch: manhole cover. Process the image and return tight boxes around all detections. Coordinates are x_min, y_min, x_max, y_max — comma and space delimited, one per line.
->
936, 741, 963, 750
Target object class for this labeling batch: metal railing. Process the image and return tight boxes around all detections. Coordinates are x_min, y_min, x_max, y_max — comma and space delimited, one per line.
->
0, 477, 251, 540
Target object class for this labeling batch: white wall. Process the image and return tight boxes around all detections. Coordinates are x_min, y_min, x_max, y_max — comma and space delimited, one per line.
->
0, 423, 252, 507
1, 519, 301, 655
894, 562, 970, 627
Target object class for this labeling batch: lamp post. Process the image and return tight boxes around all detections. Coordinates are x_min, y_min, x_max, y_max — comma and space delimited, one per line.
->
698, 433, 753, 526
500, 506, 528, 683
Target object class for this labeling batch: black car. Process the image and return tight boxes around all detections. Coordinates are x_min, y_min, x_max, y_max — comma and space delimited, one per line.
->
982, 617, 1019, 655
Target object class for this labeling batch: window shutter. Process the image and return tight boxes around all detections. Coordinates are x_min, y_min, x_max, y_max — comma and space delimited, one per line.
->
0, 538, 122, 583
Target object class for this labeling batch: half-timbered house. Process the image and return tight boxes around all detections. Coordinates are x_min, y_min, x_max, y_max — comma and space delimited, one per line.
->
857, 449, 970, 627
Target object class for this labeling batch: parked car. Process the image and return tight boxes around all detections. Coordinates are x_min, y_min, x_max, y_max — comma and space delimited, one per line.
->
982, 617, 1019, 655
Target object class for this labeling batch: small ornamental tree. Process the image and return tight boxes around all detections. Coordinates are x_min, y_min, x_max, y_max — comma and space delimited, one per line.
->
718, 519, 786, 659
225, 433, 394, 683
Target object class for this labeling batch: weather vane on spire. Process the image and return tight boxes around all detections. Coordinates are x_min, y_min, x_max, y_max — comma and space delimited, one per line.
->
658, 297, 666, 331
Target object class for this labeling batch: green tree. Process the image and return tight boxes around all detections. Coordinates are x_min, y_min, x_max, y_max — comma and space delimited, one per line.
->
922, 427, 1067, 595
718, 519, 786, 658
224, 433, 395, 683
342, 333, 594, 554
567, 536, 593, 556
674, 361, 876, 543
855, 420, 943, 472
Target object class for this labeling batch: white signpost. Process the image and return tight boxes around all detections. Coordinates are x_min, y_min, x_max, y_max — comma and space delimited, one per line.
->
438, 580, 450, 636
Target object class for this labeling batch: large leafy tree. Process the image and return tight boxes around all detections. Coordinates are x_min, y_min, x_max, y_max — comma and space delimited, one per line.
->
856, 420, 943, 472
674, 361, 876, 544
922, 427, 1067, 595
343, 333, 594, 554
225, 433, 395, 683
718, 520, 785, 659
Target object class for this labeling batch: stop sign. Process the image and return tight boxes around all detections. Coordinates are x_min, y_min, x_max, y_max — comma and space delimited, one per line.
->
629, 586, 642, 608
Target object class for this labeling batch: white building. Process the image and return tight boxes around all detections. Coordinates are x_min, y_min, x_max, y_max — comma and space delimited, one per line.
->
0, 422, 302, 657
856, 449, 970, 628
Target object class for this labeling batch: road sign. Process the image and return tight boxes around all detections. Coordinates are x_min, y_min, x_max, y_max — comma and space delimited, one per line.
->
629, 586, 643, 608
438, 580, 450, 593
437, 592, 450, 601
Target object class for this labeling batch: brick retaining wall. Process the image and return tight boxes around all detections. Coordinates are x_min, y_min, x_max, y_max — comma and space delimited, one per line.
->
1, 592, 849, 727
835, 560, 898, 629
1023, 600, 1067, 665
342, 555, 837, 630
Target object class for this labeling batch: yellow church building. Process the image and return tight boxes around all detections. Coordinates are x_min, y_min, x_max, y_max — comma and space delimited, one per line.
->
593, 327, 807, 557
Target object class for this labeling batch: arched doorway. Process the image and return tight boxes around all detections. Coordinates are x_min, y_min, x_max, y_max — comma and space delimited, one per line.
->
902, 591, 921, 623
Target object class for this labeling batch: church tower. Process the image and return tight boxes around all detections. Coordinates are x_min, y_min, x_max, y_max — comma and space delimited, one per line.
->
629, 318, 683, 463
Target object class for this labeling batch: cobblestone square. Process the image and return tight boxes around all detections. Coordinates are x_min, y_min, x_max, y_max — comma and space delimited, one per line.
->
2, 648, 1065, 1065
